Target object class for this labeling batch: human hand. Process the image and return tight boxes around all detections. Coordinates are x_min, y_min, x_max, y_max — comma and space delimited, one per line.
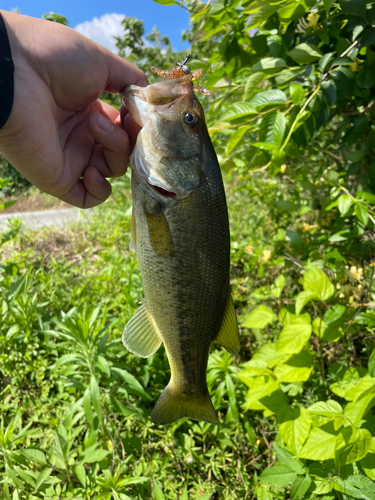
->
0, 11, 148, 208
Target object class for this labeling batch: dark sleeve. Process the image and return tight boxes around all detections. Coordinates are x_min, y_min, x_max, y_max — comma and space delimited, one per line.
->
0, 12, 14, 129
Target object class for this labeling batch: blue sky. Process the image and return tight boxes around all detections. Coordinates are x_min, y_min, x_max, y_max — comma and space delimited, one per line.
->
1, 1, 191, 52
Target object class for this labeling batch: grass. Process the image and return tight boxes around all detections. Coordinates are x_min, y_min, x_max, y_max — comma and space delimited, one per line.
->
0, 173, 274, 500
1, 187, 71, 213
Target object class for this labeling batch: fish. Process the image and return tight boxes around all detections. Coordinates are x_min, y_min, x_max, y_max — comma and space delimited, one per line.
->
121, 76, 240, 425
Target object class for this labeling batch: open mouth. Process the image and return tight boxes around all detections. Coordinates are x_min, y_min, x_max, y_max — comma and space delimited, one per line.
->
149, 183, 176, 198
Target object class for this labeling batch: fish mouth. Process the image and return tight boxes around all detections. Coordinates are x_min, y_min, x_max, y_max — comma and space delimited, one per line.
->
148, 183, 177, 198
120, 77, 193, 128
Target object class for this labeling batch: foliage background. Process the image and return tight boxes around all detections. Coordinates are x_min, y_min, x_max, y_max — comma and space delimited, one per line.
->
1, 0, 375, 498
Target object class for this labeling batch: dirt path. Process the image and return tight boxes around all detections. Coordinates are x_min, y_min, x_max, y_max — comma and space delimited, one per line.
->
0, 208, 87, 229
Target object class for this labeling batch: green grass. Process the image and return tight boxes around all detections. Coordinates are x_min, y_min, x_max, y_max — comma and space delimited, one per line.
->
0, 174, 271, 500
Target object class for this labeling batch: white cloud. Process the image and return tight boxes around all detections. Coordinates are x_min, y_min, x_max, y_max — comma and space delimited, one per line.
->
74, 13, 125, 53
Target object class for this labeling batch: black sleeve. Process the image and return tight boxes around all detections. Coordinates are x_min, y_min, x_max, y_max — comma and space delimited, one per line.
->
0, 12, 14, 129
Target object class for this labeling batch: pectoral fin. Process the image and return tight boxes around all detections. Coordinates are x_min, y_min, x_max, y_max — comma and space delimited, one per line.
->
145, 210, 174, 258
215, 294, 240, 355
122, 301, 162, 357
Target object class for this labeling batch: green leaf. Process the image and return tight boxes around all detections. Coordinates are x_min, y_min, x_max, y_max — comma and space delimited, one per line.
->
34, 468, 52, 493
369, 348, 375, 377
75, 464, 86, 487
289, 44, 322, 65
242, 305, 277, 329
277, 406, 312, 456
260, 463, 297, 487
252, 57, 286, 73
299, 427, 337, 460
355, 203, 369, 226
303, 265, 334, 301
153, 479, 166, 500
243, 72, 265, 100
339, 0, 366, 16
319, 52, 335, 72
274, 351, 313, 382
359, 452, 375, 480
220, 102, 257, 121
13, 466, 36, 487
338, 194, 353, 216
312, 317, 343, 342
80, 447, 111, 463
248, 90, 287, 110
270, 275, 286, 299
20, 449, 47, 465
247, 4, 279, 29
90, 375, 102, 422
276, 323, 312, 354
181, 486, 188, 500
97, 355, 111, 377
117, 476, 149, 487
308, 400, 343, 417
259, 112, 286, 148
295, 291, 318, 315
273, 442, 305, 474
323, 0, 335, 15
290, 85, 305, 106
83, 388, 94, 426
226, 125, 250, 155
276, 200, 297, 211
291, 475, 312, 500
335, 427, 372, 465
153, 0, 180, 5
324, 304, 346, 324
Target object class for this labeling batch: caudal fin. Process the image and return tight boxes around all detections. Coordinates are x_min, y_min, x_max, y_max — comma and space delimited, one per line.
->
151, 384, 219, 425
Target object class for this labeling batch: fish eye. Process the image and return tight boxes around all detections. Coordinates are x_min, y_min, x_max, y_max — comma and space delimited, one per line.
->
184, 111, 198, 126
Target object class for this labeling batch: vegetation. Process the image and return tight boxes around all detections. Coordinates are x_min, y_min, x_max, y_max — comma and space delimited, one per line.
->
1, 0, 375, 498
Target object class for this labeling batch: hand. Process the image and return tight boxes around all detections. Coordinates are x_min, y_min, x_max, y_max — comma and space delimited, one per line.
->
0, 11, 148, 208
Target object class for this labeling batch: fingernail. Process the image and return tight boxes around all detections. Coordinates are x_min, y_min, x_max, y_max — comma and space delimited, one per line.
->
97, 113, 114, 133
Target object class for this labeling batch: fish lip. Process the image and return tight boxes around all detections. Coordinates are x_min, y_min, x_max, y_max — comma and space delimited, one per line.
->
120, 77, 193, 127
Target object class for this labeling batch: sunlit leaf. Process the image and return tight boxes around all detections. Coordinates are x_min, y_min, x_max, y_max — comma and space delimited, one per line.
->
242, 305, 277, 329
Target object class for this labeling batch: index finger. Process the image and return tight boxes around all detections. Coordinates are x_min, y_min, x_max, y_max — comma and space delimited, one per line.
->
102, 47, 149, 94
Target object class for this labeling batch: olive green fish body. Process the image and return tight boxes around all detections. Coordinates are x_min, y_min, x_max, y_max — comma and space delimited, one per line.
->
121, 78, 240, 425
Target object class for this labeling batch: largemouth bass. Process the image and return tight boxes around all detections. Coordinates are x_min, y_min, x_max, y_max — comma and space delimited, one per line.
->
121, 77, 240, 425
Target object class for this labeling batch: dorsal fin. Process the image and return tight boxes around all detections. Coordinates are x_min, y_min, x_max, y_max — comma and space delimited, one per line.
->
214, 294, 240, 355
122, 301, 162, 358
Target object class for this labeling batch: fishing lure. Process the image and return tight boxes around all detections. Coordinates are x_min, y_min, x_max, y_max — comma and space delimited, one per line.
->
150, 55, 211, 95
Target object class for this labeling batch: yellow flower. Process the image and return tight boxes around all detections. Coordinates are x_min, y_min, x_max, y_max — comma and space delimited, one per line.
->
262, 249, 272, 263
307, 12, 320, 27
296, 12, 321, 33
302, 223, 317, 232
349, 60, 362, 72
347, 266, 363, 283
280, 164, 287, 173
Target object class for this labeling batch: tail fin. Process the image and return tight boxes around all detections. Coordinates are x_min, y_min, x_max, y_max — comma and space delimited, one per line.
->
151, 384, 219, 425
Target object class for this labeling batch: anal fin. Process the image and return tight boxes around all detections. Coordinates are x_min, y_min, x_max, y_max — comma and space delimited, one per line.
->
122, 301, 162, 357
215, 294, 240, 355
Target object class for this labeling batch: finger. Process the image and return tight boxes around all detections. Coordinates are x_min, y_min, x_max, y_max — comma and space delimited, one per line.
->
59, 168, 112, 208
123, 111, 142, 152
88, 112, 130, 176
102, 47, 149, 93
